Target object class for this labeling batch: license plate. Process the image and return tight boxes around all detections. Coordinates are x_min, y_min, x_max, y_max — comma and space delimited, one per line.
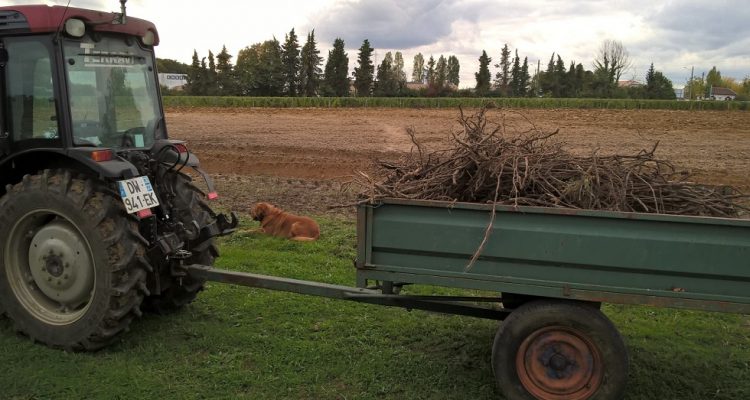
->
117, 176, 160, 214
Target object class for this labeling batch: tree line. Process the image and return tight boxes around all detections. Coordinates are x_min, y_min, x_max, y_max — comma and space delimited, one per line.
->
157, 34, 749, 100
474, 40, 675, 100
165, 29, 464, 98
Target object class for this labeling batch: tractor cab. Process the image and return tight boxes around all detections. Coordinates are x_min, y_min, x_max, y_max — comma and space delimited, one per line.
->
0, 4, 164, 163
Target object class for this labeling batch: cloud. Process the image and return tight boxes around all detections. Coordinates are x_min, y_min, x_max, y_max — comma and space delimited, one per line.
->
309, 0, 491, 49
649, 1, 750, 49
628, 0, 750, 82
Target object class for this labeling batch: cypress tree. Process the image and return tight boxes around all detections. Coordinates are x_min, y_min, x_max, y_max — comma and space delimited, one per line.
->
494, 44, 511, 95
281, 28, 301, 96
519, 57, 530, 97
186, 50, 204, 95
353, 39, 374, 96
510, 50, 521, 96
475, 50, 492, 96
299, 30, 322, 96
207, 50, 218, 95
374, 54, 398, 96
216, 45, 236, 95
323, 38, 349, 96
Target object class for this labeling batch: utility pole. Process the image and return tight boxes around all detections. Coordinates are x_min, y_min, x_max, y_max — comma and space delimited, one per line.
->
688, 66, 694, 100
536, 59, 541, 96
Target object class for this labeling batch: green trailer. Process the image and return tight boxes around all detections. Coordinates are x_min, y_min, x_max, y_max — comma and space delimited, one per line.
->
188, 198, 750, 400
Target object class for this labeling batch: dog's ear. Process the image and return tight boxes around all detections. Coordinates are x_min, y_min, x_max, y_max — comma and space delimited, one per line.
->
250, 203, 262, 219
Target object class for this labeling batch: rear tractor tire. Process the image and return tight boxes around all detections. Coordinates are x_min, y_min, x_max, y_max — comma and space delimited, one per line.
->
0, 170, 150, 350
143, 171, 218, 314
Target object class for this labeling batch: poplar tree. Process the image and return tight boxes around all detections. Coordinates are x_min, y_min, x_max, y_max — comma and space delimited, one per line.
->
447, 55, 460, 86
435, 55, 448, 89
393, 51, 407, 89
426, 56, 436, 87
705, 66, 722, 97
412, 53, 425, 83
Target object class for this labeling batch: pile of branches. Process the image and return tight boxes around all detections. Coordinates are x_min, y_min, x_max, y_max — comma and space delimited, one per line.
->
356, 106, 747, 218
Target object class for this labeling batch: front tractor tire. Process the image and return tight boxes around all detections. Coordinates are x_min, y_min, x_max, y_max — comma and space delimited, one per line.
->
143, 171, 218, 313
0, 170, 150, 351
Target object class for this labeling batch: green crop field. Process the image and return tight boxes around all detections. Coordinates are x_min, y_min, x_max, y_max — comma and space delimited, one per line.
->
163, 96, 750, 111
1, 217, 748, 399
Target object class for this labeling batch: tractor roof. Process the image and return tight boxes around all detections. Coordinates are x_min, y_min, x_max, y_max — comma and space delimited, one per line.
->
0, 5, 159, 45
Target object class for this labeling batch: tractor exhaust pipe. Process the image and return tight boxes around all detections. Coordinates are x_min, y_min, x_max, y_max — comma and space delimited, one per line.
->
115, 0, 127, 24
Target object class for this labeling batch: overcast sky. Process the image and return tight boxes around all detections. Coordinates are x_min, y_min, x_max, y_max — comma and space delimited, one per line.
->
7, 0, 750, 88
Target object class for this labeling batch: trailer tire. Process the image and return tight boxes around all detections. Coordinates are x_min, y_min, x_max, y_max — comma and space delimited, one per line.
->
143, 171, 218, 314
492, 300, 628, 400
0, 170, 149, 350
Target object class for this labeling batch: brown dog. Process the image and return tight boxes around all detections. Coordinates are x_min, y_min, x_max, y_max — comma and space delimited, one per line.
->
250, 202, 320, 241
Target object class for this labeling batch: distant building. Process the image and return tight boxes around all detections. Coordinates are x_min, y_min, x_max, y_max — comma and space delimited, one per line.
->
674, 88, 684, 99
710, 87, 737, 101
618, 80, 644, 88
158, 73, 188, 90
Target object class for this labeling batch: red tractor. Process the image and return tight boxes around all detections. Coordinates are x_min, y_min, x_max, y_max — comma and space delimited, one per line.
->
0, 3, 236, 350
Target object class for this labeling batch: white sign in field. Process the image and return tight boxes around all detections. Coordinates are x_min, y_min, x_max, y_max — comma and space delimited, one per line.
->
158, 73, 188, 90
118, 176, 160, 214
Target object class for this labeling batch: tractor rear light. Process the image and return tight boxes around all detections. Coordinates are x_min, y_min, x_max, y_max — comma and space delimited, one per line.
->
136, 209, 153, 219
90, 149, 113, 162
173, 143, 188, 153
207, 192, 219, 200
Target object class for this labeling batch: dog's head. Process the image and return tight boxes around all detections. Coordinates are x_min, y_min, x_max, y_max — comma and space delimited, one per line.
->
250, 202, 278, 221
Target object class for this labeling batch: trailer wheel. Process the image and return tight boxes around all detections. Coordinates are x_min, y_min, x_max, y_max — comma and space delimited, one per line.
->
143, 171, 218, 313
492, 300, 628, 400
0, 170, 149, 350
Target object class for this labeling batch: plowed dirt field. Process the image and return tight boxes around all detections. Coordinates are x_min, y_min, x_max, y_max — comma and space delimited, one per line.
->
166, 107, 750, 214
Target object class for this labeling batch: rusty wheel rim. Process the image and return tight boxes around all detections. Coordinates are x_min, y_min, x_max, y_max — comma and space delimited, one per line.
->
515, 326, 603, 400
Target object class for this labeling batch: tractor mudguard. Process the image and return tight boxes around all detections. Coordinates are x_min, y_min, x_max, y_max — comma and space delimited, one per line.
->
0, 148, 139, 181
151, 139, 200, 167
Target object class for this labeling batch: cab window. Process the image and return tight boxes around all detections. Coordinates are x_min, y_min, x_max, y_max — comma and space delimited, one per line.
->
4, 38, 59, 143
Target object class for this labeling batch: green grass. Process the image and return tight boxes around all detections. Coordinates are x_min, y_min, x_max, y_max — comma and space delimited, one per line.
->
163, 96, 750, 111
1, 217, 748, 399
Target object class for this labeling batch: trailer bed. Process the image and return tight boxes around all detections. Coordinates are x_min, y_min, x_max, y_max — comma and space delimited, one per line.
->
356, 199, 750, 314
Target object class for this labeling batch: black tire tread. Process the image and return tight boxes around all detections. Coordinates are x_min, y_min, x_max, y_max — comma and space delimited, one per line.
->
0, 170, 149, 351
492, 299, 629, 400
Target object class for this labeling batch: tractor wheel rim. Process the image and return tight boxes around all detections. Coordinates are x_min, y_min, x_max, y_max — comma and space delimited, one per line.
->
515, 325, 603, 400
5, 210, 95, 325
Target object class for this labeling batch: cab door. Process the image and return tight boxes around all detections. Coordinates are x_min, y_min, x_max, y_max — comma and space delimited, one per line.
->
2, 36, 62, 152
